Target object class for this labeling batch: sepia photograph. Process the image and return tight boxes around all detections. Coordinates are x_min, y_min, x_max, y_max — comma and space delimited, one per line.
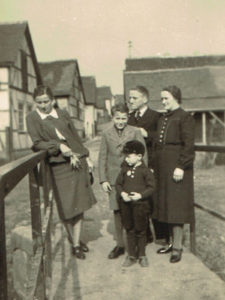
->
0, 0, 225, 299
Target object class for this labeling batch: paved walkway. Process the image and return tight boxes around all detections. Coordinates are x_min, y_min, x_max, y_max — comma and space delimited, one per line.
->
49, 137, 225, 300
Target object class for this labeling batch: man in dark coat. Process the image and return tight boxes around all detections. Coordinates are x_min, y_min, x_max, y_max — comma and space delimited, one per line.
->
127, 86, 169, 242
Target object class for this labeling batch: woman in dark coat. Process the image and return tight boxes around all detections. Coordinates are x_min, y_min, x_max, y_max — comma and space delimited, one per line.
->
154, 85, 195, 263
26, 85, 96, 259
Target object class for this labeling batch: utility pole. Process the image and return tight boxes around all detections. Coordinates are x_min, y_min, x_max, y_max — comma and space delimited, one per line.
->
128, 41, 132, 58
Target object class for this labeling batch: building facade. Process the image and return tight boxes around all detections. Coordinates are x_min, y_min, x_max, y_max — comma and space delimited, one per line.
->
39, 60, 86, 138
0, 22, 42, 159
124, 56, 225, 145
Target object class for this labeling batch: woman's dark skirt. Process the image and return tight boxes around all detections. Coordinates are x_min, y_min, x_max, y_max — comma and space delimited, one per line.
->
153, 145, 194, 224
50, 157, 96, 221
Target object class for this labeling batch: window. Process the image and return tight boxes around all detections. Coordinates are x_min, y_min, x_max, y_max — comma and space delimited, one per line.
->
18, 103, 24, 131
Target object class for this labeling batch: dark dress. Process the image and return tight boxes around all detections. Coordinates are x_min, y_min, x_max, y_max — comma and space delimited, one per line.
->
26, 109, 96, 221
154, 108, 195, 224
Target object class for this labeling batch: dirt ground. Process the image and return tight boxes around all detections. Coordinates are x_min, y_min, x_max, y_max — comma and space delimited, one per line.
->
4, 137, 225, 285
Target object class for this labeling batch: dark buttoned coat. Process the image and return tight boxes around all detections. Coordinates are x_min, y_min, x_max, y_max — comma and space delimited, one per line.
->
98, 124, 147, 210
128, 107, 160, 167
154, 108, 195, 224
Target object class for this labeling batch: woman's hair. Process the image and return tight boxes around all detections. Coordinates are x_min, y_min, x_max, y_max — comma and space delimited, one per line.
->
162, 85, 182, 104
33, 85, 54, 100
111, 103, 129, 116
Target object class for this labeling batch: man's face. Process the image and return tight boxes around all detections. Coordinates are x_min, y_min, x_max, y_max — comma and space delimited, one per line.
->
112, 111, 128, 130
129, 90, 147, 111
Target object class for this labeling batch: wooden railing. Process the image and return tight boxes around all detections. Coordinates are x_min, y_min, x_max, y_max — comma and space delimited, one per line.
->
190, 144, 225, 254
0, 144, 225, 298
0, 151, 53, 300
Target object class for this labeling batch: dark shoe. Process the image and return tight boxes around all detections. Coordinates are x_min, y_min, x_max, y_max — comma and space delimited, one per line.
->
108, 246, 125, 259
157, 244, 173, 254
80, 241, 89, 252
122, 256, 136, 267
71, 246, 85, 259
170, 248, 183, 263
139, 256, 149, 267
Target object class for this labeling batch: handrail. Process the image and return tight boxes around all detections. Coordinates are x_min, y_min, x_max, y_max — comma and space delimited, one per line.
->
0, 151, 46, 199
0, 150, 52, 300
190, 144, 225, 254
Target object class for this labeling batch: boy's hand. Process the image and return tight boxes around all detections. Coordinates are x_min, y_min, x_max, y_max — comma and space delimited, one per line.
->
121, 192, 131, 202
129, 192, 142, 201
101, 182, 112, 193
139, 127, 148, 138
86, 157, 94, 172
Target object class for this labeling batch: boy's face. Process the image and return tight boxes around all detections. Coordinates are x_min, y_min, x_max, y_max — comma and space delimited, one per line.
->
112, 111, 128, 130
125, 153, 142, 166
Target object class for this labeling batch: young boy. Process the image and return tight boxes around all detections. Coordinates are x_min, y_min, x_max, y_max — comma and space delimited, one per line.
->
98, 104, 147, 259
116, 140, 155, 267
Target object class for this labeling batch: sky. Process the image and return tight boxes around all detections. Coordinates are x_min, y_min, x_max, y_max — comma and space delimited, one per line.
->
1, 0, 225, 94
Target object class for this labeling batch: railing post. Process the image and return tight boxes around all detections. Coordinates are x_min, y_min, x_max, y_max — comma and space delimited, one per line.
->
190, 219, 196, 254
5, 126, 13, 161
0, 190, 8, 300
41, 160, 53, 294
29, 165, 46, 299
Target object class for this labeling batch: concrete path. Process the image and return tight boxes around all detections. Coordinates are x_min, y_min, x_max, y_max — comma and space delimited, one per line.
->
49, 137, 225, 300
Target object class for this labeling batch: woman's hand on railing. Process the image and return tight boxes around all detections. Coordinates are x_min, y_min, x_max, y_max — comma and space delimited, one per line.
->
70, 154, 81, 170
173, 168, 184, 182
59, 144, 73, 157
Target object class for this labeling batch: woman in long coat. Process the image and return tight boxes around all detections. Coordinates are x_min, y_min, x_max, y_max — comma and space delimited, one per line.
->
26, 85, 96, 259
154, 85, 195, 263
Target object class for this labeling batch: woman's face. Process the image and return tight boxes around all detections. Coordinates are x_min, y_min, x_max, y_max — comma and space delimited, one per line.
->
161, 91, 179, 111
35, 94, 54, 114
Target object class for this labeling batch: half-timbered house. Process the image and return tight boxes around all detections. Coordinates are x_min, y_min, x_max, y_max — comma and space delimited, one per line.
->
0, 22, 42, 160
39, 60, 86, 138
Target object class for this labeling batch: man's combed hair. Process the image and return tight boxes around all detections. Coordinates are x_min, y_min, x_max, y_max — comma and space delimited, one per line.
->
133, 86, 149, 100
111, 103, 129, 116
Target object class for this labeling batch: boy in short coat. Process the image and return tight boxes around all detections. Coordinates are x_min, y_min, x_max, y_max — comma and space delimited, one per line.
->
116, 140, 155, 267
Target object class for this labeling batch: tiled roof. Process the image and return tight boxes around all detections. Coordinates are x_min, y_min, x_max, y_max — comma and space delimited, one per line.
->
125, 55, 225, 71
0, 21, 42, 84
124, 66, 225, 102
96, 86, 112, 109
81, 76, 96, 105
0, 22, 26, 65
39, 60, 78, 96
150, 98, 225, 112
114, 94, 125, 104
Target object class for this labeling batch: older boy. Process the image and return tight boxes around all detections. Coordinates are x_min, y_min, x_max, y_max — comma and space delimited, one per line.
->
98, 104, 147, 259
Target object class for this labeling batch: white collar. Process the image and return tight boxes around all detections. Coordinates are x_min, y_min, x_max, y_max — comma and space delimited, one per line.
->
136, 105, 148, 117
36, 108, 58, 120
139, 105, 148, 116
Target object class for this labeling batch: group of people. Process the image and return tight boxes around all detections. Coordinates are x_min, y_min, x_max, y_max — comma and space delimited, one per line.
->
26, 84, 195, 267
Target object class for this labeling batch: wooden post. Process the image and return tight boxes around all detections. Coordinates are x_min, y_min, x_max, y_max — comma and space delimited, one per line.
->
29, 166, 43, 250
190, 219, 196, 254
202, 112, 207, 145
40, 161, 52, 287
0, 190, 8, 300
5, 126, 13, 161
